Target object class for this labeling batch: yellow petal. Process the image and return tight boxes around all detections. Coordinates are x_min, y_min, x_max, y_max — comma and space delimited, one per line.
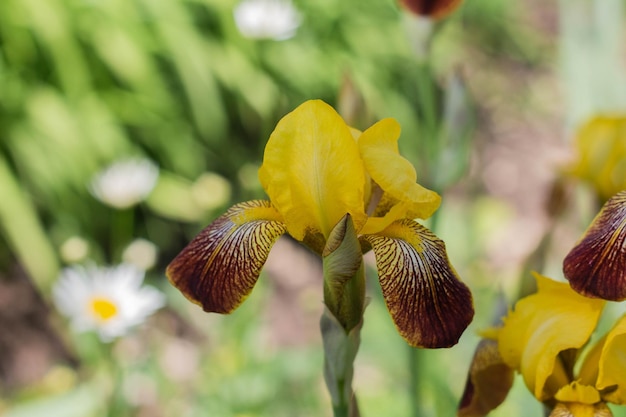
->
498, 273, 605, 401
568, 115, 626, 201
563, 191, 626, 301
259, 100, 367, 241
358, 118, 441, 234
549, 402, 613, 417
457, 339, 515, 417
166, 200, 286, 313
597, 315, 626, 404
555, 381, 602, 405
363, 219, 474, 348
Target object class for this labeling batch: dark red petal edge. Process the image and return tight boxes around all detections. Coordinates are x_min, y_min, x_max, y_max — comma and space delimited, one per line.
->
563, 191, 626, 301
364, 219, 474, 348
166, 200, 286, 313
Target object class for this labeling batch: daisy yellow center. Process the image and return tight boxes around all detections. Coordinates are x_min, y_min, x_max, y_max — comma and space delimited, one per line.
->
90, 297, 118, 321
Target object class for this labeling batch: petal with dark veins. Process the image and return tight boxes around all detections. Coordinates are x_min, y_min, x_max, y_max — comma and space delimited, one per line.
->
166, 200, 286, 313
564, 191, 626, 301
363, 219, 474, 348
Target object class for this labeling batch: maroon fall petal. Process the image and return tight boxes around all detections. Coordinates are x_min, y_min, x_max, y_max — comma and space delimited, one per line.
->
400, 0, 464, 19
363, 219, 474, 348
166, 200, 286, 313
563, 191, 626, 301
458, 339, 514, 417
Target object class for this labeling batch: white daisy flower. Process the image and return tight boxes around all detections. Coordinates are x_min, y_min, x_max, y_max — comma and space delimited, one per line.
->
90, 158, 159, 209
233, 0, 301, 41
52, 264, 165, 342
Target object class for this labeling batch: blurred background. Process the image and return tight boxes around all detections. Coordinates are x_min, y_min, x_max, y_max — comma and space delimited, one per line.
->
1, 0, 625, 416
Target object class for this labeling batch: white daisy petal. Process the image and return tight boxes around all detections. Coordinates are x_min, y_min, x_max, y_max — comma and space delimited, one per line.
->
52, 263, 165, 342
234, 0, 301, 41
89, 158, 159, 209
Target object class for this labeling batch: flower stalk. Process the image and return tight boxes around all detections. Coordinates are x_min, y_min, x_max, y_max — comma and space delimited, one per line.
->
321, 214, 365, 417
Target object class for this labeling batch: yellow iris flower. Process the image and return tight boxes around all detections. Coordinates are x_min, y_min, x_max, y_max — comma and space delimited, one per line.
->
459, 273, 626, 417
567, 115, 626, 201
167, 99, 474, 348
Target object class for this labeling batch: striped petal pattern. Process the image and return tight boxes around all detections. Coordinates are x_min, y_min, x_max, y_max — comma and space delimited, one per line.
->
166, 200, 286, 313
564, 191, 626, 301
363, 219, 473, 348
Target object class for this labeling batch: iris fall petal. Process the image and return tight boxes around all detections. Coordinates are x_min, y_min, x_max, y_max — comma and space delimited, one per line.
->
166, 200, 286, 313
458, 339, 515, 417
563, 191, 626, 301
363, 219, 473, 348
400, 0, 464, 19
258, 100, 367, 242
498, 274, 605, 401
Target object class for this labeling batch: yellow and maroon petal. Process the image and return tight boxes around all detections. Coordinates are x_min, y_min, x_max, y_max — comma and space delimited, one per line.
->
166, 200, 286, 314
458, 339, 515, 417
563, 191, 626, 301
363, 219, 474, 348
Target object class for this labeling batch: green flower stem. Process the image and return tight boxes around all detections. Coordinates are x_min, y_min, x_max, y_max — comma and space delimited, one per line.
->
320, 293, 363, 417
321, 214, 365, 417
408, 343, 424, 417
111, 208, 134, 261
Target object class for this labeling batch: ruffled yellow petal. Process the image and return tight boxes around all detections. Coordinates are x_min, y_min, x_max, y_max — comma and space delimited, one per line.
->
563, 191, 626, 301
498, 274, 605, 401
597, 315, 626, 404
549, 402, 613, 417
166, 200, 286, 313
258, 100, 367, 242
555, 382, 601, 405
363, 219, 473, 348
358, 118, 441, 235
457, 339, 515, 417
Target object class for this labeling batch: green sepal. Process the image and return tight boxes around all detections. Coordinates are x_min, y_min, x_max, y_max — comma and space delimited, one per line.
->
322, 214, 365, 332
320, 307, 362, 417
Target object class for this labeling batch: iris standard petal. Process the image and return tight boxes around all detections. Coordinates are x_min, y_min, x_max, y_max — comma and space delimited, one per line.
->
363, 219, 473, 348
498, 274, 605, 401
258, 100, 367, 241
563, 191, 626, 301
166, 200, 286, 313
597, 315, 626, 404
358, 118, 441, 235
